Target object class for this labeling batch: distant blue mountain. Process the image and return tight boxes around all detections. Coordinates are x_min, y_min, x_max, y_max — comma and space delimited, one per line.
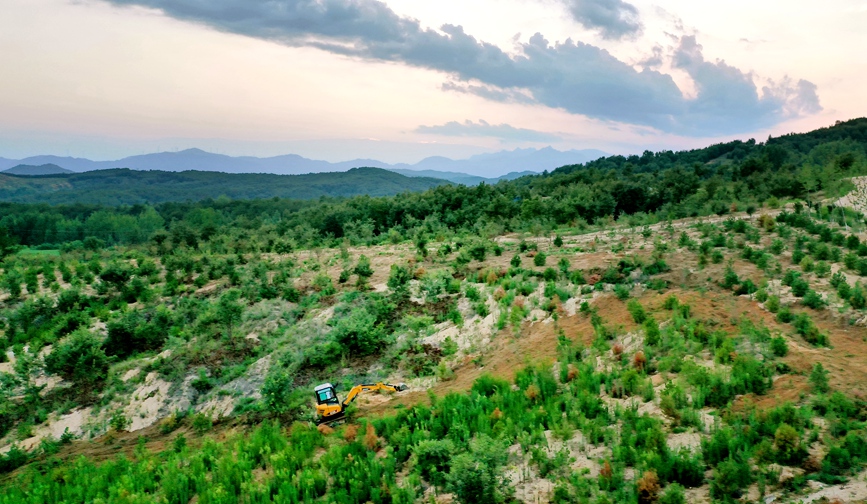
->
0, 147, 608, 182
3, 163, 73, 176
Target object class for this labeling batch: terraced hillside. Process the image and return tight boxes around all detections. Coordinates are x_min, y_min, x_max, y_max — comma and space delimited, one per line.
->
2, 199, 867, 503
2, 119, 867, 503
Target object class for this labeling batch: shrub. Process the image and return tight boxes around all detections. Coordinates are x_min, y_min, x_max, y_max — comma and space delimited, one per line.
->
801, 290, 827, 310
658, 484, 686, 504
353, 255, 374, 278
627, 299, 647, 324
791, 278, 810, 297
510, 254, 521, 268
387, 264, 412, 295
614, 284, 631, 300
533, 252, 547, 267
765, 295, 780, 313
810, 363, 830, 394
44, 330, 110, 395
414, 439, 455, 486
468, 242, 487, 262
775, 424, 806, 465
643, 317, 661, 346
191, 413, 213, 434
793, 313, 828, 346
710, 458, 751, 500
329, 306, 387, 356
448, 436, 508, 504
771, 336, 789, 357
543, 267, 559, 281
851, 287, 866, 309
663, 295, 679, 310
637, 470, 660, 504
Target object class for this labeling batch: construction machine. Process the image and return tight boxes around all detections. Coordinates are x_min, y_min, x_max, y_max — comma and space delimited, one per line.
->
313, 382, 407, 424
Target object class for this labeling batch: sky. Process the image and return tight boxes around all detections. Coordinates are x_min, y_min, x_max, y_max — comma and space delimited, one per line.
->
0, 0, 864, 163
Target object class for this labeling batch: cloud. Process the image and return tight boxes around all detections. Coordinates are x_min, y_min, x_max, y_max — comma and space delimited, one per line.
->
102, 0, 821, 136
672, 35, 821, 134
414, 120, 561, 142
563, 0, 642, 40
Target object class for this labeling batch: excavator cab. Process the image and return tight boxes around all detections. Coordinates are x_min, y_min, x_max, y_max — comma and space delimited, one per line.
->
314, 383, 340, 406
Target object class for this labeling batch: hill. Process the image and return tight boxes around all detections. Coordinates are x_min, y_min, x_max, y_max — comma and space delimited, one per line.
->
1, 164, 72, 176
0, 147, 608, 179
0, 167, 449, 205
1, 119, 867, 504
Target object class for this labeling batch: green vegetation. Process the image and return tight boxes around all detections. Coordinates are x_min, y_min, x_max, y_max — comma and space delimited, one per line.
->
2, 118, 867, 502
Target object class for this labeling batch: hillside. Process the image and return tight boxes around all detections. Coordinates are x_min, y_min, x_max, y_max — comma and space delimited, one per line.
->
0, 167, 449, 205
1, 164, 72, 176
1, 119, 867, 503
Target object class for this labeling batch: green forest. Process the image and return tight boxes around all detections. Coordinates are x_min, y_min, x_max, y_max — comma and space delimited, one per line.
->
1, 118, 867, 503
0, 167, 447, 206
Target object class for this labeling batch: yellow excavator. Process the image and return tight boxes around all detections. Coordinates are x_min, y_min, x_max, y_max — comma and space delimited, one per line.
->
313, 381, 407, 424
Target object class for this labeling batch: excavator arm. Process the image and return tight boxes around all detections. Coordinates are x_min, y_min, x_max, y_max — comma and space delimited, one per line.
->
341, 382, 408, 408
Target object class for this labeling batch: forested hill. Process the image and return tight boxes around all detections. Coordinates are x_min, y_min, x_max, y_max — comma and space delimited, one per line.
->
0, 167, 448, 205
0, 118, 865, 249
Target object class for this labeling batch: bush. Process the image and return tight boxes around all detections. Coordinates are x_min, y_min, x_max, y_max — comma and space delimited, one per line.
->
658, 484, 686, 504
44, 330, 110, 395
791, 278, 810, 297
387, 265, 412, 295
614, 284, 631, 300
329, 306, 388, 356
353, 255, 374, 278
810, 363, 830, 394
775, 424, 807, 465
765, 295, 780, 313
851, 287, 866, 309
643, 317, 661, 346
793, 313, 828, 346
771, 336, 789, 357
627, 300, 647, 324
533, 252, 547, 267
448, 436, 508, 504
801, 290, 827, 310
710, 458, 751, 500
104, 307, 172, 358
414, 439, 455, 487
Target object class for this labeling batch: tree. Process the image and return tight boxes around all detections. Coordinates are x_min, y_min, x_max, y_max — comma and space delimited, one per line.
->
44, 330, 110, 397
810, 363, 830, 394
415, 235, 429, 258
387, 264, 412, 296
0, 225, 17, 258
330, 306, 387, 356
354, 255, 374, 279
217, 289, 244, 338
99, 262, 132, 291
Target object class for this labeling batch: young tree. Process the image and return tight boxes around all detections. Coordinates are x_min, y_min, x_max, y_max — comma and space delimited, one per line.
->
44, 330, 110, 397
217, 289, 244, 338
809, 363, 830, 394
0, 225, 17, 259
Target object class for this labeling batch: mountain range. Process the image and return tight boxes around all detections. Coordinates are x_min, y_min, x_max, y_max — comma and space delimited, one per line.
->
0, 147, 608, 183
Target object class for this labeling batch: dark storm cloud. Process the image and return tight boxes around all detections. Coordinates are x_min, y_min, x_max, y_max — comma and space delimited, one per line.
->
414, 120, 561, 142
563, 0, 642, 40
103, 0, 821, 136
